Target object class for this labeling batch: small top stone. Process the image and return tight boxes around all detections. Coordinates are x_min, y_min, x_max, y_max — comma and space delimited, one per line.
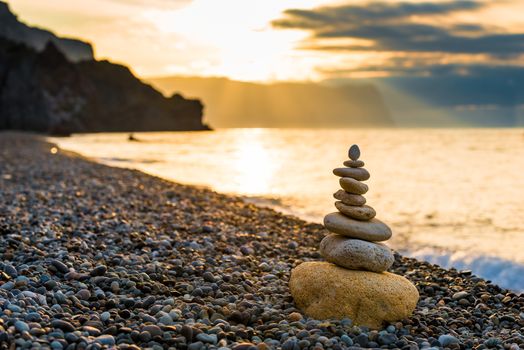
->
348, 144, 360, 160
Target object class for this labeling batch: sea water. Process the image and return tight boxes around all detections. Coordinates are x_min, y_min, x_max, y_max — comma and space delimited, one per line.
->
51, 128, 524, 291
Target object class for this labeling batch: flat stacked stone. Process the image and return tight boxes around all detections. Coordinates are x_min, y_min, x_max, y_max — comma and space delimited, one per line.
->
290, 144, 419, 329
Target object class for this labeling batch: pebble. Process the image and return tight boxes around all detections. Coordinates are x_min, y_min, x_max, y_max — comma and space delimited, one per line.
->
90, 265, 107, 276
452, 291, 469, 300
203, 271, 216, 282
196, 333, 218, 344
188, 341, 204, 350
25, 312, 42, 322
142, 325, 162, 337
139, 331, 152, 342
324, 212, 392, 241
232, 344, 257, 350
50, 340, 63, 350
288, 312, 302, 322
343, 159, 365, 168
76, 289, 91, 300
354, 333, 369, 347
340, 334, 353, 346
333, 190, 366, 206
50, 259, 69, 273
378, 333, 398, 345
484, 338, 502, 348
51, 319, 75, 333
438, 334, 460, 347
15, 320, 29, 332
339, 177, 368, 194
3, 264, 18, 277
95, 335, 116, 346
333, 167, 370, 181
319, 234, 394, 272
348, 144, 361, 160
335, 202, 376, 221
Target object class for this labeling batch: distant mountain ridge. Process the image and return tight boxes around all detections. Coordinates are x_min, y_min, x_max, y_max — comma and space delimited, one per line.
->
0, 1, 93, 62
0, 2, 209, 134
148, 76, 394, 128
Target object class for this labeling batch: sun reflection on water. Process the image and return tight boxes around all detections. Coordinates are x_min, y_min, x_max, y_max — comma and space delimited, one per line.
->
230, 129, 278, 195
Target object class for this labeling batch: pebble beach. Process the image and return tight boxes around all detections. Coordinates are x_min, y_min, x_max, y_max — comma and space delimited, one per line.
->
1, 132, 523, 350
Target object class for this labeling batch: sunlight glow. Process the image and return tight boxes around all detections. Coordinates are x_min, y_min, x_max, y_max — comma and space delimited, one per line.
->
230, 129, 278, 195
7, 0, 524, 81
142, 0, 328, 81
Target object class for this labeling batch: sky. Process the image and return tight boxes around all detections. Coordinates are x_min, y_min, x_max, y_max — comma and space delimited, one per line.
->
6, 0, 524, 126
7, 0, 524, 82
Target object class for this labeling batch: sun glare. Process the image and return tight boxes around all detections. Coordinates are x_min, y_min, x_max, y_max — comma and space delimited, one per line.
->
143, 0, 327, 81
230, 129, 278, 195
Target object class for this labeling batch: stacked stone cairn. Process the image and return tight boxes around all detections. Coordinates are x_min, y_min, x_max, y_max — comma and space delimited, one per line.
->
290, 145, 419, 329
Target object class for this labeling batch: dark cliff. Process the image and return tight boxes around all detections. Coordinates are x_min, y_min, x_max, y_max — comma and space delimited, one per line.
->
0, 1, 208, 134
0, 38, 208, 134
0, 1, 93, 62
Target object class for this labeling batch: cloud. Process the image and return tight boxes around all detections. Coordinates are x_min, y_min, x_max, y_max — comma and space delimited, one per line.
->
273, 1, 524, 55
274, 1, 481, 29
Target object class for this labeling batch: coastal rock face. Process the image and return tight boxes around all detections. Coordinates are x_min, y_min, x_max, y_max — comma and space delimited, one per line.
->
319, 234, 394, 272
0, 38, 208, 135
290, 262, 419, 329
0, 3, 209, 135
323, 212, 392, 241
0, 1, 93, 62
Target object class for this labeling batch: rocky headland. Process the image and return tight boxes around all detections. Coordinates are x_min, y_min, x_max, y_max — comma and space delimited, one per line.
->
0, 133, 523, 349
0, 1, 92, 62
0, 2, 209, 135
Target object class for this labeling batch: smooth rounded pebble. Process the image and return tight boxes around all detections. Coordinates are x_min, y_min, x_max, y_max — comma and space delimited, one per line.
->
333, 167, 370, 181
439, 334, 460, 347
333, 190, 366, 206
348, 144, 361, 160
335, 201, 376, 220
319, 234, 394, 272
343, 160, 364, 168
323, 212, 392, 241
339, 177, 368, 194
290, 262, 419, 329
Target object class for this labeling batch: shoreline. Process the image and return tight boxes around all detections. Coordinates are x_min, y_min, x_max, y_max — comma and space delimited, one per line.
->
0, 132, 523, 349
50, 130, 524, 293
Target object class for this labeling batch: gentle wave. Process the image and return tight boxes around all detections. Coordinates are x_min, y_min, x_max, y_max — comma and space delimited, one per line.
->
405, 247, 524, 292
246, 196, 524, 292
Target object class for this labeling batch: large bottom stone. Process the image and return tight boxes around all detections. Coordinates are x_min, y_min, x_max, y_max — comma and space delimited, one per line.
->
290, 262, 419, 329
